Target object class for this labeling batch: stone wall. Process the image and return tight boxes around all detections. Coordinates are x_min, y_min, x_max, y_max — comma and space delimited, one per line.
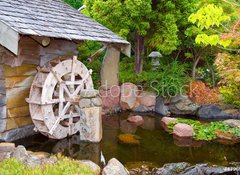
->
79, 90, 102, 143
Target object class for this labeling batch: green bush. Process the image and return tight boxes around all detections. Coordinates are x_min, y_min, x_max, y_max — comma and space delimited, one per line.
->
78, 41, 104, 87
120, 58, 190, 97
167, 118, 240, 141
219, 83, 240, 108
0, 156, 94, 175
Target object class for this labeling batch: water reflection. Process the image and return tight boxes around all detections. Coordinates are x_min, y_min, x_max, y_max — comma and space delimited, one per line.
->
15, 112, 240, 167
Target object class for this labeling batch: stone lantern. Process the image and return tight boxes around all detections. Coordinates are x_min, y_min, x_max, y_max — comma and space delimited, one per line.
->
148, 51, 163, 70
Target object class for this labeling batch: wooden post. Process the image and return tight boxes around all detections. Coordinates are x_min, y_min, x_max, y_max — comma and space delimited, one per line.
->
101, 46, 120, 87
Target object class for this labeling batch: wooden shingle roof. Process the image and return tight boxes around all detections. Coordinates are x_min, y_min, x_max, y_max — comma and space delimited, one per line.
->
0, 0, 129, 45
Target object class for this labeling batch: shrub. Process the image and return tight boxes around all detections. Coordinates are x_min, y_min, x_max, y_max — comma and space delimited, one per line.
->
0, 156, 94, 175
167, 118, 240, 141
120, 59, 190, 97
188, 81, 220, 105
214, 53, 240, 108
219, 83, 240, 108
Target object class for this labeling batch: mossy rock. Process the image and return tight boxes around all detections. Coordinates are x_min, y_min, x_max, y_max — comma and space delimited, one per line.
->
118, 134, 140, 145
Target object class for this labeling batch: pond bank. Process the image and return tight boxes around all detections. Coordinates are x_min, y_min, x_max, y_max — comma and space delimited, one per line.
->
12, 112, 240, 167
0, 142, 239, 175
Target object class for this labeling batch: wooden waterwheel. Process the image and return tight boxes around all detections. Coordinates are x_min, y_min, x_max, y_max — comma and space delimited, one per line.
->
27, 56, 94, 139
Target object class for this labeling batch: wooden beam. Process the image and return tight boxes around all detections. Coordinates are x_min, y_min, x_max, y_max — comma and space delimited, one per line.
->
87, 46, 107, 62
0, 21, 19, 55
30, 36, 51, 47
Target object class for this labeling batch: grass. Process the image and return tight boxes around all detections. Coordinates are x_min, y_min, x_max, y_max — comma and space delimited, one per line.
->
0, 156, 94, 175
167, 118, 240, 141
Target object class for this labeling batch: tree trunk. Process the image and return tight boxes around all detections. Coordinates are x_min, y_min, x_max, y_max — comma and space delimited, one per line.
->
192, 56, 201, 80
134, 33, 144, 74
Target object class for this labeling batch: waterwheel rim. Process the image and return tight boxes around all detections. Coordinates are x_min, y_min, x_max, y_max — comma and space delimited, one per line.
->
28, 57, 94, 139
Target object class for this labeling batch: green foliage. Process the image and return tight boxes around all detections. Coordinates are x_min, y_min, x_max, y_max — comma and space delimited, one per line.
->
0, 156, 94, 175
147, 0, 199, 55
215, 53, 240, 108
188, 4, 232, 47
189, 4, 229, 30
64, 0, 83, 9
84, 0, 199, 55
219, 84, 240, 108
119, 58, 189, 97
83, 0, 152, 38
78, 41, 103, 86
168, 118, 240, 141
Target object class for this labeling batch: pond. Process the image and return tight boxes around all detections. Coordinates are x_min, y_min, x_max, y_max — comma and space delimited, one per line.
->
14, 112, 240, 168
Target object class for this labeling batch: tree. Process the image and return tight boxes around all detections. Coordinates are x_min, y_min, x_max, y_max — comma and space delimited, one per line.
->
187, 3, 238, 80
64, 0, 83, 9
83, 0, 198, 74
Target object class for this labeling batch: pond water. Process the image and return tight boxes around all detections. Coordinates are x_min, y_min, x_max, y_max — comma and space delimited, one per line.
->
15, 112, 240, 167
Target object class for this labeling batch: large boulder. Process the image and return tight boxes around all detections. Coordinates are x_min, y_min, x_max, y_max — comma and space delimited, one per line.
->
173, 124, 194, 138
155, 96, 169, 116
168, 95, 199, 115
224, 119, 240, 128
80, 160, 101, 175
137, 91, 156, 107
100, 85, 121, 114
197, 105, 231, 119
102, 158, 129, 175
120, 83, 138, 110
153, 163, 238, 175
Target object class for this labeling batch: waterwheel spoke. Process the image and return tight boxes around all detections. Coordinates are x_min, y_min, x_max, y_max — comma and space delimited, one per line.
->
61, 102, 71, 116
58, 84, 64, 117
49, 117, 61, 135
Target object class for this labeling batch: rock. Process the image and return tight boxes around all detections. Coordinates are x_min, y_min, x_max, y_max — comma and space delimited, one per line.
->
168, 95, 199, 115
0, 152, 11, 162
91, 97, 102, 107
215, 130, 240, 144
173, 124, 194, 138
155, 96, 169, 116
80, 160, 101, 175
102, 158, 129, 175
80, 107, 102, 143
132, 105, 153, 113
30, 152, 50, 159
137, 91, 156, 107
79, 99, 92, 108
153, 162, 191, 175
223, 109, 240, 119
0, 124, 37, 142
224, 119, 240, 128
11, 145, 28, 161
127, 115, 144, 126
197, 105, 230, 119
120, 83, 138, 110
153, 163, 238, 175
80, 90, 99, 98
100, 85, 121, 114
41, 156, 58, 165
161, 117, 177, 126
24, 155, 42, 167
0, 142, 15, 152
